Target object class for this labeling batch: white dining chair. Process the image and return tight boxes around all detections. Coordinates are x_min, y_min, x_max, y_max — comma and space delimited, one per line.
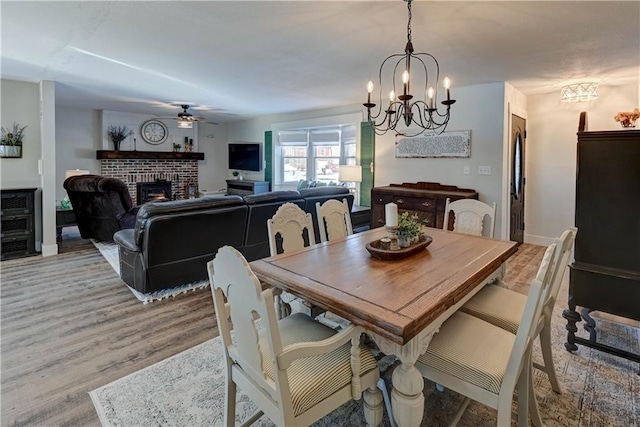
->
443, 198, 497, 237
208, 246, 383, 427
316, 198, 353, 243
460, 227, 577, 393
267, 202, 316, 256
415, 242, 558, 426
267, 202, 320, 318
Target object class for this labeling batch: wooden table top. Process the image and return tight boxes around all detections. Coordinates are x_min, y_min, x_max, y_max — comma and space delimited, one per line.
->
250, 227, 518, 345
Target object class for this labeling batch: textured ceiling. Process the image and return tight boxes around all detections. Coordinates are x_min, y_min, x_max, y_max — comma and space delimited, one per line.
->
2, 1, 638, 123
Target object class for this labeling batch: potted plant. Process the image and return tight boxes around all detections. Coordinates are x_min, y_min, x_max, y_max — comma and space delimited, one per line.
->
398, 212, 422, 247
232, 171, 240, 180
107, 125, 133, 151
0, 122, 26, 158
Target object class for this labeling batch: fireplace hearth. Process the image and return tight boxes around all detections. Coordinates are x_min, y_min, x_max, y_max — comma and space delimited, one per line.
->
137, 181, 172, 205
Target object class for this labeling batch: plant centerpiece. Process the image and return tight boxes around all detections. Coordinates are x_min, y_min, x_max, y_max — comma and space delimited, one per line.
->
614, 108, 640, 128
232, 171, 240, 180
397, 212, 422, 247
1, 122, 26, 158
107, 125, 133, 151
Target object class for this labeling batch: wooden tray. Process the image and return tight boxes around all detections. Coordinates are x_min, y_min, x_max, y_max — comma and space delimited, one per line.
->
366, 235, 433, 260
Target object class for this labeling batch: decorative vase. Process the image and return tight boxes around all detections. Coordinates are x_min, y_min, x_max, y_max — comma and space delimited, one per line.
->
398, 236, 411, 248
621, 120, 636, 128
113, 140, 121, 151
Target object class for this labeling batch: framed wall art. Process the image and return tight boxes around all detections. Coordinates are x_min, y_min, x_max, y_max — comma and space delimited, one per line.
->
395, 130, 471, 158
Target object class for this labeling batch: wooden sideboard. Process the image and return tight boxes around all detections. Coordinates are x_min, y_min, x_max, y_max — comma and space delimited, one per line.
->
563, 129, 640, 363
371, 182, 478, 230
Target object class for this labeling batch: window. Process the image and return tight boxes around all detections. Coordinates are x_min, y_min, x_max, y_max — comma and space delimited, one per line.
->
277, 124, 357, 185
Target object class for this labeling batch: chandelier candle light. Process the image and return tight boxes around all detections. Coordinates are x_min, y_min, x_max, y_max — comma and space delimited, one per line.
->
364, 0, 455, 136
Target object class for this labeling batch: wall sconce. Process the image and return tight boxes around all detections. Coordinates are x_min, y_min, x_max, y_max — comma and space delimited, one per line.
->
561, 83, 599, 103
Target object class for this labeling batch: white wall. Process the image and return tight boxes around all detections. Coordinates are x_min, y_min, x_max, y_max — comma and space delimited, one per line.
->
1, 79, 44, 249
54, 107, 229, 199
55, 107, 102, 203
374, 82, 507, 236
1, 80, 42, 188
525, 82, 639, 244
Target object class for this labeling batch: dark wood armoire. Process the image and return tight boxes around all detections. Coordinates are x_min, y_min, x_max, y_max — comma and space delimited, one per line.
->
563, 126, 640, 363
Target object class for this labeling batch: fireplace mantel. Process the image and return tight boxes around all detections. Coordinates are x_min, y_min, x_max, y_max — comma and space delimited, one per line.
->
96, 150, 204, 160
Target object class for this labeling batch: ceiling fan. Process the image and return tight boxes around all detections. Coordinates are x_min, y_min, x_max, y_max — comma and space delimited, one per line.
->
160, 104, 218, 128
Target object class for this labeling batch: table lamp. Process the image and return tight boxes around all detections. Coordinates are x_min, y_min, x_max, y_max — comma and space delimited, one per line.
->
338, 165, 362, 204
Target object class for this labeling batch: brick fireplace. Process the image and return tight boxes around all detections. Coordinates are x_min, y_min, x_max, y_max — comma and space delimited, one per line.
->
100, 159, 199, 205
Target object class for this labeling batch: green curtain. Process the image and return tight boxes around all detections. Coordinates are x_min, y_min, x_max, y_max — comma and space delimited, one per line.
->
264, 131, 273, 191
359, 122, 375, 207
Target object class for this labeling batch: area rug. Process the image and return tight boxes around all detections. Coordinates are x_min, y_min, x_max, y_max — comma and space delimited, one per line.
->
90, 300, 640, 427
92, 240, 209, 304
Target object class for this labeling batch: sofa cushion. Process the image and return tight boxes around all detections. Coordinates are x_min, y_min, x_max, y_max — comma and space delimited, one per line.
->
243, 190, 302, 205
299, 187, 350, 198
133, 195, 244, 246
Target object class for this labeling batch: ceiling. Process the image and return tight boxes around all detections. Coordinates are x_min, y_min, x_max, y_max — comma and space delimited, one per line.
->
2, 1, 639, 124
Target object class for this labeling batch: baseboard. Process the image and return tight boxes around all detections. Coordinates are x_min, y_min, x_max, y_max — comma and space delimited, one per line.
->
524, 233, 554, 246
41, 243, 59, 257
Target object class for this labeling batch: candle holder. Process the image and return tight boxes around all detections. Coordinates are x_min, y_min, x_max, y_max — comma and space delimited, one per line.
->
385, 225, 400, 251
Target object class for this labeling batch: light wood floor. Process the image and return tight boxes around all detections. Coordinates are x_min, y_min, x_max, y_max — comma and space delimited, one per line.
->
0, 241, 545, 427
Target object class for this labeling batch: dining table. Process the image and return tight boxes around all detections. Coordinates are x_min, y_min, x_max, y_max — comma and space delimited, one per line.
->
250, 226, 518, 427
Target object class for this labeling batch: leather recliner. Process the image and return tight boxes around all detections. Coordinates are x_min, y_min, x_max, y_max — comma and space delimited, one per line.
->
113, 196, 248, 294
63, 174, 139, 242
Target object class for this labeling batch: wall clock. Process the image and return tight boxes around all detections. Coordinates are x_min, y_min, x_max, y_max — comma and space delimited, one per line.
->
140, 120, 168, 145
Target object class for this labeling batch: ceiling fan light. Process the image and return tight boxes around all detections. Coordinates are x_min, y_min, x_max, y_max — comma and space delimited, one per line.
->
177, 119, 193, 129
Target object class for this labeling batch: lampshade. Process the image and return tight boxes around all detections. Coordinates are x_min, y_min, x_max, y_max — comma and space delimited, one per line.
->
338, 165, 362, 183
65, 169, 90, 179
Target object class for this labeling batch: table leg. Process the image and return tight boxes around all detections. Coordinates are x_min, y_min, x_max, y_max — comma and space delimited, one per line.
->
371, 328, 439, 427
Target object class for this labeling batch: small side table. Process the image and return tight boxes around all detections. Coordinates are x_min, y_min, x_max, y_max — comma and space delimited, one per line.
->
56, 208, 77, 241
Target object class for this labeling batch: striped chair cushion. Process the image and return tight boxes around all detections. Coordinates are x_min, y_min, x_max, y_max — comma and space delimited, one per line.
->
260, 313, 378, 416
417, 312, 514, 394
460, 283, 526, 334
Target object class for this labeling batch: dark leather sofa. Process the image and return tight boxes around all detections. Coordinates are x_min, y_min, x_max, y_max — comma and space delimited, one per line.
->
114, 196, 248, 294
64, 174, 138, 241
112, 186, 354, 294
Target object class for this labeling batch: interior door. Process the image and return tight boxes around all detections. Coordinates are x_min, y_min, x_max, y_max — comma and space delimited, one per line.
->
510, 114, 526, 243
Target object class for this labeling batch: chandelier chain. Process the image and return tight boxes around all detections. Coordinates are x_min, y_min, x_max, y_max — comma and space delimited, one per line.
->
407, 0, 412, 44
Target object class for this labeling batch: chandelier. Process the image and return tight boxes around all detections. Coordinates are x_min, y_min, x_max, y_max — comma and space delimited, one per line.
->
363, 0, 455, 136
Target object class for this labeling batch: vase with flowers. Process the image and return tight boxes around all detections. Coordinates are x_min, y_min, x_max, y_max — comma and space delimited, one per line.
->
614, 108, 640, 128
397, 212, 422, 247
0, 122, 26, 158
107, 125, 133, 151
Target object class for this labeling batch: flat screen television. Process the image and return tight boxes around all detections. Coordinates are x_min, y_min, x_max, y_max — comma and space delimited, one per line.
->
228, 143, 262, 172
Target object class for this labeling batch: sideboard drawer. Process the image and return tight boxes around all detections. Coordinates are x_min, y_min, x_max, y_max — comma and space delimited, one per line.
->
373, 194, 393, 205
393, 196, 435, 212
